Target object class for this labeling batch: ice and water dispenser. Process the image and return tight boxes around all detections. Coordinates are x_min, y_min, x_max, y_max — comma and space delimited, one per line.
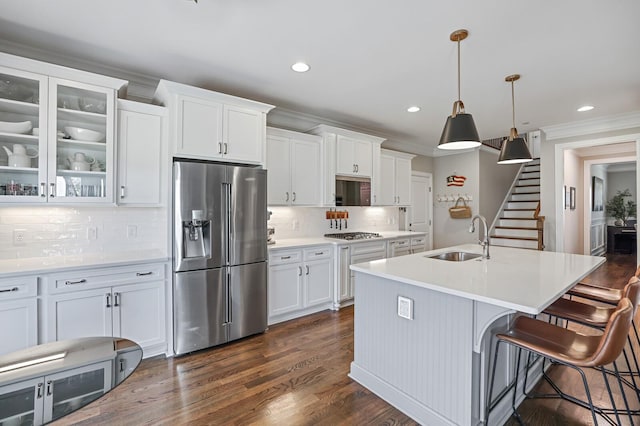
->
182, 209, 211, 258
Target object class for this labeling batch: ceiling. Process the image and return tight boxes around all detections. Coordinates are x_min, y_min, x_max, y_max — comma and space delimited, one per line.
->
1, 0, 639, 156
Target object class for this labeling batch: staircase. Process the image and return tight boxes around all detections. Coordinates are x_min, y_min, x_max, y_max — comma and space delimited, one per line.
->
491, 158, 545, 250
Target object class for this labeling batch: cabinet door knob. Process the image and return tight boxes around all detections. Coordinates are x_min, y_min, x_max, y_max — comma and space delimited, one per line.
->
46, 380, 53, 396
353, 164, 356, 173
106, 293, 112, 308
285, 192, 289, 202
355, 164, 359, 173
223, 143, 228, 154
49, 183, 55, 198
120, 186, 126, 199
40, 182, 46, 197
298, 266, 302, 276
37, 383, 43, 399
218, 142, 223, 154
114, 292, 121, 307
292, 192, 296, 202
305, 265, 310, 275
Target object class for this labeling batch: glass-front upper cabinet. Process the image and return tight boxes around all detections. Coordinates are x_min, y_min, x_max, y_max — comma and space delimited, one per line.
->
48, 78, 115, 203
0, 66, 48, 202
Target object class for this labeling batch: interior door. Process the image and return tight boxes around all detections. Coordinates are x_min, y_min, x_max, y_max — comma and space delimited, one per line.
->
411, 173, 433, 250
228, 262, 267, 341
173, 268, 226, 355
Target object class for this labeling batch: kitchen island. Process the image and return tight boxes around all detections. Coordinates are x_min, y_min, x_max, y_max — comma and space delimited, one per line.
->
349, 244, 604, 426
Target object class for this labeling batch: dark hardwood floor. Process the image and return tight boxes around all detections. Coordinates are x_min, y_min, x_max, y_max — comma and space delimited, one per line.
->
55, 253, 637, 426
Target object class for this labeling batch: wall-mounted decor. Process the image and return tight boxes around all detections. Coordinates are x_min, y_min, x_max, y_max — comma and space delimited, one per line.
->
570, 187, 576, 210
564, 185, 570, 209
592, 176, 604, 211
446, 175, 467, 187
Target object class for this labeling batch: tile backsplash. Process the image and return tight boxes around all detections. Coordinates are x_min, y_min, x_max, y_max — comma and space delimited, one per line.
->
0, 206, 168, 260
268, 206, 400, 240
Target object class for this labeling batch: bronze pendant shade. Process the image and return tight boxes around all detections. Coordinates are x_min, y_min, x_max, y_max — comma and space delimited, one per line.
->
497, 74, 532, 164
438, 29, 481, 150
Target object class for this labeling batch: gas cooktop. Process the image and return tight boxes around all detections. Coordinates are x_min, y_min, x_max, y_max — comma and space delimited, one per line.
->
324, 232, 382, 240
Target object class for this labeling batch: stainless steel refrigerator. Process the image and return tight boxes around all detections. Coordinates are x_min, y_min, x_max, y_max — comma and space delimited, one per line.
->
172, 159, 268, 355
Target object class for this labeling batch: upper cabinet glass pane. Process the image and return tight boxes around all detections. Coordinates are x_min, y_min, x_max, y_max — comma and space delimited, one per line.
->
0, 71, 43, 198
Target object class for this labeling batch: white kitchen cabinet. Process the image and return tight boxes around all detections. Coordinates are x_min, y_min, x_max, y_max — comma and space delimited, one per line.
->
268, 245, 333, 324
266, 127, 322, 206
307, 125, 384, 206
336, 135, 372, 177
0, 275, 38, 356
411, 235, 427, 253
117, 100, 166, 206
0, 57, 124, 204
387, 237, 411, 257
334, 240, 387, 308
0, 360, 111, 425
43, 263, 167, 357
375, 149, 415, 206
154, 80, 274, 164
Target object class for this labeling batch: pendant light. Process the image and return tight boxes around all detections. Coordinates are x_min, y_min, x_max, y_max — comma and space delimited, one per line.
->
438, 29, 481, 150
497, 74, 533, 164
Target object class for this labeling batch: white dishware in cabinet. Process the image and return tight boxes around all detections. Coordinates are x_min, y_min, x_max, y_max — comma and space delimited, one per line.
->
47, 78, 115, 203
0, 66, 48, 202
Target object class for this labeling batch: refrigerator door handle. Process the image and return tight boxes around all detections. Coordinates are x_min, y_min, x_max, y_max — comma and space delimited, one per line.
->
226, 271, 232, 325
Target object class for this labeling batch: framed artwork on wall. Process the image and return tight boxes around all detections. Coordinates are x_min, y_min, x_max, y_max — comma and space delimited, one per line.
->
592, 176, 604, 211
570, 187, 576, 210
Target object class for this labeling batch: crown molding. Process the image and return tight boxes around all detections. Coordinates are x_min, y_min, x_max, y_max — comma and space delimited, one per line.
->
0, 39, 159, 101
541, 111, 640, 141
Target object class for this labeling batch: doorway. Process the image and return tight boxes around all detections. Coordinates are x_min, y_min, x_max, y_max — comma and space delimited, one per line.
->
410, 172, 433, 250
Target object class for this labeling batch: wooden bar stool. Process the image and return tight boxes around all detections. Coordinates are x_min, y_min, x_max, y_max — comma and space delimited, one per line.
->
486, 298, 634, 426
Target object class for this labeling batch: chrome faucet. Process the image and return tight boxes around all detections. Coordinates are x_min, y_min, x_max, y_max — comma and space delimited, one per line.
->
469, 215, 490, 259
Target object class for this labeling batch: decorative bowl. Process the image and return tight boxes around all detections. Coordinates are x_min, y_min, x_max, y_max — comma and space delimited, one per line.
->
64, 126, 105, 142
0, 120, 33, 134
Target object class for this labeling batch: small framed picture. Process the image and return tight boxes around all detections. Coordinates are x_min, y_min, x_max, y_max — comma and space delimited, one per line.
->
570, 187, 576, 210
564, 185, 570, 209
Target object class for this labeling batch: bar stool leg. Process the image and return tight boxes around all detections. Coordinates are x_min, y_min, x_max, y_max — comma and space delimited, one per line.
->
486, 340, 501, 426
611, 361, 634, 425
511, 348, 524, 425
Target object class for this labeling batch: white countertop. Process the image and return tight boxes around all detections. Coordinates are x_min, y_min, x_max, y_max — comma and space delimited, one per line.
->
268, 231, 426, 250
0, 250, 170, 278
350, 244, 605, 314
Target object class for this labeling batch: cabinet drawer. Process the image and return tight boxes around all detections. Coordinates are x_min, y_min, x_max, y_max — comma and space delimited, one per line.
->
350, 241, 387, 256
0, 276, 37, 300
390, 239, 410, 248
411, 237, 426, 247
303, 246, 332, 261
269, 250, 301, 265
46, 263, 165, 294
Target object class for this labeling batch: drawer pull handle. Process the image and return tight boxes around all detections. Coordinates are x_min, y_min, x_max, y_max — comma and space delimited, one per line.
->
65, 279, 87, 285
281, 256, 291, 260
315, 252, 324, 255
0, 287, 19, 293
136, 272, 153, 276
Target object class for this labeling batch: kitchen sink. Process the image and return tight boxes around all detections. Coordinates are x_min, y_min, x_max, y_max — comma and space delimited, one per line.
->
426, 251, 482, 262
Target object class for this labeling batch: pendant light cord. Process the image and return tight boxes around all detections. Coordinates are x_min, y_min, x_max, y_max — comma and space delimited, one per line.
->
511, 80, 516, 128
457, 39, 461, 102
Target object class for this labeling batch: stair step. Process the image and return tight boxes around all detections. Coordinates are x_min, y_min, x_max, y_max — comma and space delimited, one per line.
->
510, 193, 540, 202
507, 200, 538, 203
513, 191, 540, 195
518, 177, 540, 181
493, 227, 539, 238
504, 208, 536, 211
492, 238, 540, 250
491, 235, 538, 241
495, 226, 538, 230
515, 184, 540, 188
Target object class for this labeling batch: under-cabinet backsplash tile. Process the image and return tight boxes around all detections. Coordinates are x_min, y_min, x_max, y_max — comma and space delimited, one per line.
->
0, 206, 168, 260
268, 206, 400, 240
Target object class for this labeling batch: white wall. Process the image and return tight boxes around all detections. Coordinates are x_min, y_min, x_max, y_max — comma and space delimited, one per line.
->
0, 206, 168, 260
478, 149, 520, 224
412, 155, 434, 174
607, 170, 637, 212
268, 206, 399, 240
563, 149, 583, 254
433, 151, 480, 248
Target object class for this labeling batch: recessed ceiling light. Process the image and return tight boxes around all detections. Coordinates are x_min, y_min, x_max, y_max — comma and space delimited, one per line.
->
291, 62, 310, 73
577, 105, 594, 112
407, 106, 421, 113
